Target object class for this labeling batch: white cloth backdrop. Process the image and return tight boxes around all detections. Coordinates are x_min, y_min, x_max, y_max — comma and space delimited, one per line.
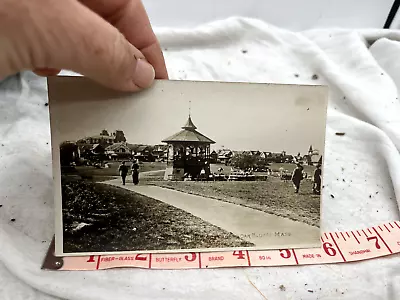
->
1, 17, 400, 299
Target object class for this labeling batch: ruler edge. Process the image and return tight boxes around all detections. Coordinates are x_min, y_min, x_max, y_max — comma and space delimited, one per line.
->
42, 220, 400, 271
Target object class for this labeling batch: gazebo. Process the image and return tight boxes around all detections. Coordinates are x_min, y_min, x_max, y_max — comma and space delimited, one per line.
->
162, 115, 215, 181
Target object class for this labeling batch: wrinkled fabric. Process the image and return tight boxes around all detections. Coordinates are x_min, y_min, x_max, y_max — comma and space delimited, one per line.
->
1, 17, 400, 299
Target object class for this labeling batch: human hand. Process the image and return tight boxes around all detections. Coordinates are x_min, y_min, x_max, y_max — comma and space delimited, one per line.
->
0, 0, 168, 91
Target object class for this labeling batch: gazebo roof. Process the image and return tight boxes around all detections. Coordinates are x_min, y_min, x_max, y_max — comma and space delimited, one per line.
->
162, 116, 215, 144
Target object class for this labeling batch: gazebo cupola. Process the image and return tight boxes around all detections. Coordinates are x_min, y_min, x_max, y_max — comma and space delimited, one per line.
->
162, 115, 215, 181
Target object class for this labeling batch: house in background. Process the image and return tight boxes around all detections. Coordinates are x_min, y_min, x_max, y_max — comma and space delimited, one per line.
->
152, 145, 168, 160
134, 145, 155, 162
217, 149, 233, 164
105, 142, 132, 160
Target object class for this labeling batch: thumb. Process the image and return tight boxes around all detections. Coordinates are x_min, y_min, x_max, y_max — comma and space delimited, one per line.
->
0, 0, 155, 91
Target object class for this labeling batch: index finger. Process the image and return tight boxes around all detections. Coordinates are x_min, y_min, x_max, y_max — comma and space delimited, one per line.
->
81, 0, 168, 79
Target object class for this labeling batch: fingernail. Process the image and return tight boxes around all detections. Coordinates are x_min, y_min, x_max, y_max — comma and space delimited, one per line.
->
133, 58, 155, 88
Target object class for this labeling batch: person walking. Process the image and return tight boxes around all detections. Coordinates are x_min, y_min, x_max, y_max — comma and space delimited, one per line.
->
312, 164, 322, 194
291, 163, 304, 193
131, 159, 140, 185
118, 161, 129, 185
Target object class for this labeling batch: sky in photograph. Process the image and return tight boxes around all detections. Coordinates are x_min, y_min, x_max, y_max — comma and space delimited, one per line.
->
50, 78, 328, 155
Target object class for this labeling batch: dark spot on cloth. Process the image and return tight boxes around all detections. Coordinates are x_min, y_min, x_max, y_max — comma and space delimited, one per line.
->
279, 285, 286, 291
162, 288, 165, 290
0, 205, 2, 208
294, 74, 299, 77
44, 103, 49, 106
307, 108, 310, 111
343, 179, 346, 182
381, 73, 384, 75
10, 218, 15, 222
46, 142, 49, 145
311, 74, 319, 80
242, 49, 248, 54
377, 210, 379, 212
369, 195, 372, 198
376, 191, 379, 194
42, 241, 46, 243
305, 283, 308, 286
330, 194, 335, 198
336, 132, 345, 136
308, 289, 314, 293
164, 48, 168, 51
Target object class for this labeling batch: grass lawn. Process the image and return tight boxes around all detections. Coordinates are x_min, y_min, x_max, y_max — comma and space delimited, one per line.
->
62, 178, 252, 253
151, 177, 320, 227
71, 161, 167, 182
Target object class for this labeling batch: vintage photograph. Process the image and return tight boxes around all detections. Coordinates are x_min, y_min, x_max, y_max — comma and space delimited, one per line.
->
48, 77, 328, 256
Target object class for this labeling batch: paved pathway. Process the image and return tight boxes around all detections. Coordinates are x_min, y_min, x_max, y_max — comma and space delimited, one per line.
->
102, 179, 320, 249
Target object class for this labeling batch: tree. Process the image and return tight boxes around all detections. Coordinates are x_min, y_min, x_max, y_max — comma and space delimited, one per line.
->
114, 130, 126, 142
100, 129, 109, 136
230, 153, 268, 171
59, 141, 78, 166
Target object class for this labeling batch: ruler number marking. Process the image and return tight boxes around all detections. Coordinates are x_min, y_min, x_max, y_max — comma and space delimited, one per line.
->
323, 242, 337, 256
135, 254, 147, 261
185, 252, 197, 262
372, 227, 393, 254
279, 249, 292, 259
87, 255, 96, 263
366, 236, 381, 249
233, 250, 246, 259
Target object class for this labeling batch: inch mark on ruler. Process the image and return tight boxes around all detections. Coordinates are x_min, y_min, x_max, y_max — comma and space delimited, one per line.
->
198, 252, 202, 268
329, 233, 346, 262
292, 249, 299, 265
246, 250, 251, 266
351, 231, 360, 244
96, 255, 101, 270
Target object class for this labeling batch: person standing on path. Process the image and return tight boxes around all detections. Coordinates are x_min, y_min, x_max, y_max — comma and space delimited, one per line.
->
131, 159, 140, 185
291, 164, 304, 193
312, 164, 322, 194
118, 161, 129, 185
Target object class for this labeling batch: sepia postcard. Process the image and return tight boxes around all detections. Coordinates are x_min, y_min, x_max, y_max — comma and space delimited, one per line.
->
48, 76, 328, 257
